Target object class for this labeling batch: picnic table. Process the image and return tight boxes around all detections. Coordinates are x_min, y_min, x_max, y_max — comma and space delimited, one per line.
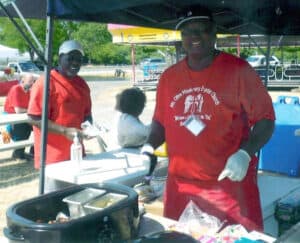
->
0, 113, 33, 152
0, 113, 31, 126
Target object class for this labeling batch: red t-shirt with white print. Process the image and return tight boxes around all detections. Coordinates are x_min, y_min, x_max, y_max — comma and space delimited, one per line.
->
153, 52, 275, 231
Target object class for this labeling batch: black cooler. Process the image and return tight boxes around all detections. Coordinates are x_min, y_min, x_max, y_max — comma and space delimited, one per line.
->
4, 183, 140, 243
274, 189, 300, 236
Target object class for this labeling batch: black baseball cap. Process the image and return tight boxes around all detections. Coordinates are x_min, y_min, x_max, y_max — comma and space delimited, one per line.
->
175, 6, 214, 30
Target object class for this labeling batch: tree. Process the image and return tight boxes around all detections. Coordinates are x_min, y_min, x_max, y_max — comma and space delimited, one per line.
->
0, 18, 175, 65
71, 22, 112, 64
0, 18, 74, 64
0, 18, 41, 60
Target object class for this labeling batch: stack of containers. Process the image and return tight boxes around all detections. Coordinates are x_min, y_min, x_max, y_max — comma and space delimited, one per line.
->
258, 95, 300, 176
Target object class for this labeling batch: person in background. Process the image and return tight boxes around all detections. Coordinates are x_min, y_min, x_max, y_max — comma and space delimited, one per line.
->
27, 40, 92, 169
141, 6, 275, 231
115, 87, 150, 148
4, 73, 36, 160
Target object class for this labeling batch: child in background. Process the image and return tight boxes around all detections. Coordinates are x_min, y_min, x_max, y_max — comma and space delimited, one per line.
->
115, 87, 150, 148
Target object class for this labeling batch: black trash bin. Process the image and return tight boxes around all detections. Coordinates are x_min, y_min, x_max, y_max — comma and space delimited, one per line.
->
4, 183, 140, 243
274, 189, 300, 236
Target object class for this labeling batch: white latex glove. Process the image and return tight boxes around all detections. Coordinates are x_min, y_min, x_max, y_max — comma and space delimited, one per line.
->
218, 149, 251, 182
141, 143, 155, 154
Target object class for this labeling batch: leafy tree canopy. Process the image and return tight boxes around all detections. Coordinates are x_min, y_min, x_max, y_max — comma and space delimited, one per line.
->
2, 18, 299, 65
0, 18, 164, 65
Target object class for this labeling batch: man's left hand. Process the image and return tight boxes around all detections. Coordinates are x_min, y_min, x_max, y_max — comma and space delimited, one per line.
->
64, 127, 82, 141
218, 149, 251, 182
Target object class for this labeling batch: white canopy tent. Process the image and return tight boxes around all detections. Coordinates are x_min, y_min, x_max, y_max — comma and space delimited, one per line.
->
0, 44, 30, 64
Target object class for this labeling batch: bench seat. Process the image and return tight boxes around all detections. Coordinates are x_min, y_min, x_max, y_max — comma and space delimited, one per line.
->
0, 138, 34, 152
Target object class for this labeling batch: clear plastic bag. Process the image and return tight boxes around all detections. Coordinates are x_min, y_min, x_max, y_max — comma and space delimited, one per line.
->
174, 200, 223, 239
81, 121, 102, 137
81, 121, 107, 151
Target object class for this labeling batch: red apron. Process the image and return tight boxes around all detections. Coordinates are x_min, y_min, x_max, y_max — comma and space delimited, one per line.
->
163, 158, 263, 232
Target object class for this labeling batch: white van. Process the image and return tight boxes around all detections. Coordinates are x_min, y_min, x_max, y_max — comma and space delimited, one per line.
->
7, 61, 42, 79
246, 55, 280, 67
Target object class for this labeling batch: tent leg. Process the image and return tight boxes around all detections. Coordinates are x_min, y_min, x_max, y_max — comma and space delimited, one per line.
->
264, 36, 271, 87
248, 34, 271, 88
237, 35, 240, 57
0, 1, 46, 64
175, 42, 181, 62
39, 15, 54, 195
131, 44, 136, 84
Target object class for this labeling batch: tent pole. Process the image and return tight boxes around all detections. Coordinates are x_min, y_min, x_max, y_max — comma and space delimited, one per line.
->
264, 35, 271, 87
248, 34, 271, 87
0, 1, 46, 64
39, 15, 54, 195
248, 34, 267, 57
131, 43, 136, 84
237, 35, 240, 57
175, 42, 181, 62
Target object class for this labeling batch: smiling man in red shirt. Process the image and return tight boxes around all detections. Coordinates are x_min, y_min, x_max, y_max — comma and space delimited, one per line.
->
27, 40, 92, 169
141, 6, 275, 231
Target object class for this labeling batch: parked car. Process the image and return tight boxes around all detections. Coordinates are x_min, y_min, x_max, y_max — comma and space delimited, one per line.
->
246, 55, 280, 67
139, 58, 167, 80
139, 58, 167, 71
7, 61, 42, 79
0, 65, 19, 82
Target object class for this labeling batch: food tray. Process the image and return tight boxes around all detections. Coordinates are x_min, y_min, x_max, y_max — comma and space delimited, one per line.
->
62, 188, 106, 218
83, 193, 127, 214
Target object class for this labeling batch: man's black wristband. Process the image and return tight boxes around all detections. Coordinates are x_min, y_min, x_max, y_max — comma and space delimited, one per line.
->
142, 152, 158, 176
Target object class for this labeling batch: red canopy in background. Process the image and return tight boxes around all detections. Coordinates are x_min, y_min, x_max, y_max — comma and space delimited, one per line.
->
0, 80, 18, 96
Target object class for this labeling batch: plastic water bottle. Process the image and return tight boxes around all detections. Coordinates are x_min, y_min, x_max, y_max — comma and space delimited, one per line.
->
70, 132, 82, 170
